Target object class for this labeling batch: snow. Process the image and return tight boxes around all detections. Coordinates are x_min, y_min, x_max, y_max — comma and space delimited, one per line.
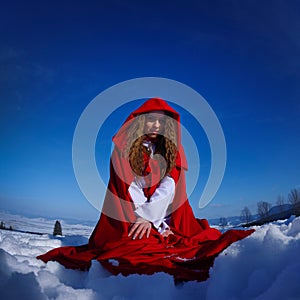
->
0, 211, 94, 237
0, 212, 300, 300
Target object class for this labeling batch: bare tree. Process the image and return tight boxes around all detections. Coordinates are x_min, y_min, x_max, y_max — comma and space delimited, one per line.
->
219, 217, 227, 229
276, 195, 285, 212
288, 189, 300, 206
257, 201, 272, 219
240, 206, 252, 224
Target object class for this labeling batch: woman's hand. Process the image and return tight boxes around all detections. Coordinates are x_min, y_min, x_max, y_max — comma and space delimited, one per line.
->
128, 217, 152, 239
161, 228, 174, 238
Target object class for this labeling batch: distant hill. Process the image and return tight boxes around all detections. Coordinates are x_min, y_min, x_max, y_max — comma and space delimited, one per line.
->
208, 216, 243, 227
268, 204, 293, 215
208, 203, 300, 228
242, 203, 300, 227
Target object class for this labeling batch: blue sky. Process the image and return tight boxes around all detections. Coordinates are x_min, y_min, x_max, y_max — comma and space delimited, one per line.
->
1, 0, 299, 222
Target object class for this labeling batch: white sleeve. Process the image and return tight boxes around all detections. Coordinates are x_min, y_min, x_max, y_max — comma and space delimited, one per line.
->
149, 176, 175, 203
128, 178, 147, 206
134, 176, 175, 231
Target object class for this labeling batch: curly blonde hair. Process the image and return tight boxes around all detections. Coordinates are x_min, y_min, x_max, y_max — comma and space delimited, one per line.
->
124, 114, 178, 178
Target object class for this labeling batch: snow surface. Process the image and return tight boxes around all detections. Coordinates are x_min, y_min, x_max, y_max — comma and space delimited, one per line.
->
0, 211, 94, 237
0, 212, 300, 300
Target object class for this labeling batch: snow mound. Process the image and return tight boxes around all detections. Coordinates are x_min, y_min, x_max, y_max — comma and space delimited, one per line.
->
0, 215, 300, 300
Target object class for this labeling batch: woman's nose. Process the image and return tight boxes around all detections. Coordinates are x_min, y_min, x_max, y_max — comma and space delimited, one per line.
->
154, 120, 160, 127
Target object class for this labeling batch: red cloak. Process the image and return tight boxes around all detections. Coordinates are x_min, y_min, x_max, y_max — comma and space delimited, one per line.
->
37, 98, 254, 282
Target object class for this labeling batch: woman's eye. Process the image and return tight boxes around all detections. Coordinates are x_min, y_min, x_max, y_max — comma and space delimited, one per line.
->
147, 116, 155, 122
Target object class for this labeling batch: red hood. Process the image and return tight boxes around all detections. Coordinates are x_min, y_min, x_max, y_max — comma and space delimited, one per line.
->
112, 97, 188, 169
125, 97, 180, 122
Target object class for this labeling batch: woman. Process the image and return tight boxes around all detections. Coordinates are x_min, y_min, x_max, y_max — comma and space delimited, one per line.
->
37, 98, 254, 282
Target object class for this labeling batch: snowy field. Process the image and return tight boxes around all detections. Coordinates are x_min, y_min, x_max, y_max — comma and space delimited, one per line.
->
0, 212, 300, 300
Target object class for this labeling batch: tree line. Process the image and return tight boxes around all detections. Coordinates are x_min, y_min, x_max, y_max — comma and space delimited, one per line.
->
218, 188, 300, 227
0, 221, 13, 230
240, 188, 300, 225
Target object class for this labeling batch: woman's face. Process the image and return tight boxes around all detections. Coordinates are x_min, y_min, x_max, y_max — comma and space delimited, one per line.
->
144, 111, 166, 139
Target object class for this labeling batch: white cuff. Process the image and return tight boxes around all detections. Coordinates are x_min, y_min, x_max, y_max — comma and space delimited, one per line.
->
156, 221, 170, 234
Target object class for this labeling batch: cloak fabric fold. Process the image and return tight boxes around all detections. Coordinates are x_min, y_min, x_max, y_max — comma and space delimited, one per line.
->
37, 98, 254, 282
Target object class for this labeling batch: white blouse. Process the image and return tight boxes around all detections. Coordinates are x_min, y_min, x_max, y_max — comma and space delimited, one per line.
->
128, 141, 175, 233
